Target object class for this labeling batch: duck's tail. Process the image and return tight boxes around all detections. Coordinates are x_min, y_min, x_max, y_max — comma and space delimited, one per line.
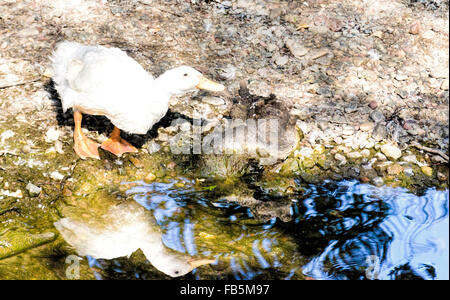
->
50, 41, 83, 112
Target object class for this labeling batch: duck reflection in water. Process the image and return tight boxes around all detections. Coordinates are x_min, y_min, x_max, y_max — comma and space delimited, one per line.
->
54, 201, 214, 278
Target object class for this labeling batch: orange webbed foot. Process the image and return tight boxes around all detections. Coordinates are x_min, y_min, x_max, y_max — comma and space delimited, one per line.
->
100, 127, 137, 157
74, 137, 100, 160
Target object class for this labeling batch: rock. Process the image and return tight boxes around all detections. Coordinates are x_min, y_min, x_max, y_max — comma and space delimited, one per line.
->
296, 147, 313, 158
147, 141, 161, 154
441, 79, 449, 91
421, 166, 433, 177
404, 167, 414, 177
0, 130, 15, 143
333, 136, 343, 144
422, 30, 435, 39
144, 173, 157, 183
129, 156, 143, 168
369, 101, 379, 109
0, 189, 23, 198
218, 65, 236, 81
360, 176, 370, 183
327, 18, 343, 32
347, 152, 362, 159
370, 110, 385, 122
45, 127, 60, 143
387, 164, 403, 175
50, 171, 64, 180
360, 149, 371, 157
302, 158, 316, 169
317, 86, 332, 97
0, 231, 56, 260
402, 154, 417, 163
371, 177, 384, 187
437, 172, 447, 181
275, 55, 289, 66
334, 153, 347, 165
380, 144, 402, 160
395, 74, 408, 81
285, 39, 309, 58
26, 182, 41, 196
202, 97, 225, 106
166, 162, 177, 170
360, 122, 375, 132
409, 21, 420, 35
372, 123, 388, 141
375, 152, 387, 161
311, 48, 329, 60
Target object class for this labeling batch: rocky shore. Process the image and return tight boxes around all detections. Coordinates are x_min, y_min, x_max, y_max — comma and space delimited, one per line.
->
0, 0, 448, 278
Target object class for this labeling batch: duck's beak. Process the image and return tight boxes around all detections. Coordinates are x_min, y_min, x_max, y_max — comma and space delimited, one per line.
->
196, 76, 225, 92
188, 258, 216, 269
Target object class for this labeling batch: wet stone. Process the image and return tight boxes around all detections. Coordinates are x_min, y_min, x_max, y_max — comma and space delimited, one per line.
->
26, 182, 41, 197
387, 164, 404, 175
421, 166, 433, 177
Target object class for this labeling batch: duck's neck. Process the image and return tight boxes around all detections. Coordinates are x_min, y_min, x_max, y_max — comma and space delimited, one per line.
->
153, 72, 179, 97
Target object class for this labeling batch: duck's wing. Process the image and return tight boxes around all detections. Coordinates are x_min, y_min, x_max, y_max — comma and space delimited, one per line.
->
52, 42, 154, 114
54, 218, 142, 260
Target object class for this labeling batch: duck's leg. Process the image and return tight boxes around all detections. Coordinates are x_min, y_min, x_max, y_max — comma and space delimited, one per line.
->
100, 126, 137, 157
73, 111, 100, 160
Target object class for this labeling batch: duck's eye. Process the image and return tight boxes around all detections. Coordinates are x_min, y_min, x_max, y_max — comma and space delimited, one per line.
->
174, 270, 180, 275
183, 73, 188, 77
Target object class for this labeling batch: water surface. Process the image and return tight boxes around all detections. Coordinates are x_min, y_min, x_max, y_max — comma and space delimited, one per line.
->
60, 179, 449, 280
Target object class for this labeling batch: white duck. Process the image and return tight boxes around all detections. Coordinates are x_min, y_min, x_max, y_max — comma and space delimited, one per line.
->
54, 201, 215, 278
51, 41, 224, 159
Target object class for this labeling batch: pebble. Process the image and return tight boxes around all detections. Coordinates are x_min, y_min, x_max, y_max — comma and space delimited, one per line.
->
218, 65, 236, 80
148, 141, 161, 154
371, 177, 384, 187
26, 182, 41, 196
144, 173, 157, 183
333, 136, 343, 144
380, 144, 402, 160
403, 167, 414, 177
50, 171, 64, 180
203, 97, 225, 106
441, 79, 449, 91
360, 122, 375, 132
422, 30, 435, 39
317, 86, 332, 97
420, 166, 433, 177
347, 152, 362, 159
409, 21, 421, 35
275, 55, 289, 66
360, 149, 371, 157
370, 110, 385, 122
402, 154, 417, 163
368, 101, 379, 109
372, 123, 388, 141
334, 153, 347, 165
437, 172, 447, 181
387, 164, 403, 175
129, 156, 143, 168
45, 127, 60, 143
0, 130, 15, 143
285, 39, 309, 58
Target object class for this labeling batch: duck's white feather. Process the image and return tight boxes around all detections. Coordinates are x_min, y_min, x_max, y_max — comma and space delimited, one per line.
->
51, 41, 169, 134
54, 202, 194, 277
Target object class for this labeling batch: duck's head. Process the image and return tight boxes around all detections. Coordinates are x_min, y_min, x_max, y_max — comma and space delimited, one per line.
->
145, 250, 215, 277
157, 66, 225, 95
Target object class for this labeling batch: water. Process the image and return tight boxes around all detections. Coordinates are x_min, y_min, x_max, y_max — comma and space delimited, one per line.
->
59, 179, 449, 280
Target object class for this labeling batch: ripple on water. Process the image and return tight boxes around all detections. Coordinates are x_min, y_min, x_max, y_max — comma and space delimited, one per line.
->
122, 179, 449, 280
